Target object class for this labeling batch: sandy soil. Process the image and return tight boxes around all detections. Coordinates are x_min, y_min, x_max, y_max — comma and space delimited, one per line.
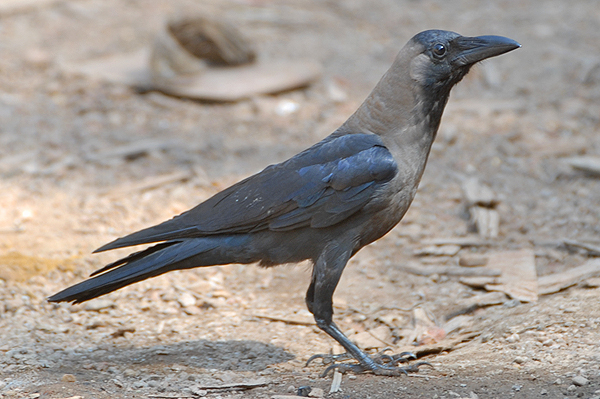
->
1, 0, 600, 398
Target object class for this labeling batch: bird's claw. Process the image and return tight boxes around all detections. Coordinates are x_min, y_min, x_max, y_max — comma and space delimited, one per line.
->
372, 350, 417, 366
308, 349, 431, 377
305, 352, 352, 366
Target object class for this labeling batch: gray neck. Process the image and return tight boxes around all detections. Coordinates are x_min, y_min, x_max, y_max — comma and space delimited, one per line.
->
335, 52, 456, 195
339, 54, 451, 162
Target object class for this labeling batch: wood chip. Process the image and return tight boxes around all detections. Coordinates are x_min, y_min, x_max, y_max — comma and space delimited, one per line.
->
565, 156, 600, 176
459, 276, 499, 288
462, 177, 498, 207
538, 259, 600, 295
399, 264, 501, 277
582, 277, 600, 288
414, 244, 461, 256
447, 292, 508, 318
84, 299, 115, 312
470, 207, 500, 239
252, 313, 314, 326
110, 327, 135, 338
349, 325, 393, 349
149, 379, 267, 395
459, 254, 489, 267
563, 238, 600, 256
329, 371, 342, 393
484, 249, 538, 302
461, 177, 500, 238
442, 314, 473, 335
397, 331, 481, 357
177, 292, 197, 308
422, 237, 491, 247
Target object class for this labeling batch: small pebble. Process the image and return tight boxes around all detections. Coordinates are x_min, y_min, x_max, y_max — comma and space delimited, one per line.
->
572, 375, 589, 386
540, 389, 548, 395
514, 356, 528, 364
506, 333, 520, 343
112, 379, 124, 388
84, 299, 114, 311
123, 368, 137, 377
61, 374, 76, 382
512, 384, 522, 391
177, 292, 196, 308
308, 387, 325, 398
567, 384, 577, 392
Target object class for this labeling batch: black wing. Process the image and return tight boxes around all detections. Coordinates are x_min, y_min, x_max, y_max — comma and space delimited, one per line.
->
96, 133, 398, 252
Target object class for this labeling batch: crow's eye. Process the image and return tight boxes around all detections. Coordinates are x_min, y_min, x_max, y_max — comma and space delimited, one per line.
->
432, 43, 447, 58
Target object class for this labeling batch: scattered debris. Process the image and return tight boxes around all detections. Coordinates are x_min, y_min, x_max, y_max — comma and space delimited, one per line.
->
148, 379, 268, 395
252, 313, 314, 326
462, 177, 500, 238
483, 249, 538, 302
459, 276, 500, 289
563, 238, 600, 256
458, 254, 489, 267
565, 156, 600, 176
329, 371, 342, 393
581, 277, 600, 288
400, 331, 482, 357
538, 259, 600, 295
110, 327, 135, 338
448, 292, 509, 318
414, 244, 461, 256
84, 299, 116, 312
399, 263, 501, 277
420, 237, 491, 247
61, 374, 76, 383
177, 292, 197, 308
349, 325, 394, 349
411, 307, 445, 346
442, 314, 473, 335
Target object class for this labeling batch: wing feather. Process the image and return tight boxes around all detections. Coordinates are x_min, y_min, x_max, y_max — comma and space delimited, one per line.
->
95, 133, 398, 252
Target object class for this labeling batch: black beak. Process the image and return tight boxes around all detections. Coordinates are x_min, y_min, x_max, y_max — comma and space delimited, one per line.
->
451, 35, 521, 67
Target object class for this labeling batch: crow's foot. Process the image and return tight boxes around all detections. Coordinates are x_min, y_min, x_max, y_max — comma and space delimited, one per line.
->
307, 349, 431, 377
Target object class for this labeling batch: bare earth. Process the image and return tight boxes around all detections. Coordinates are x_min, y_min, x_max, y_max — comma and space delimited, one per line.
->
1, 1, 600, 398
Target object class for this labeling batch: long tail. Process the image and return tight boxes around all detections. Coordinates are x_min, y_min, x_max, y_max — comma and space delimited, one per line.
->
48, 236, 246, 304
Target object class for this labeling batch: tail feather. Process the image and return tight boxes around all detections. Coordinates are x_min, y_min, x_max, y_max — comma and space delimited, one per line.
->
90, 242, 175, 277
49, 239, 220, 304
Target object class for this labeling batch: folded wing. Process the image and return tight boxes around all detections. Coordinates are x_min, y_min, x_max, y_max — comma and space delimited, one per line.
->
95, 133, 398, 252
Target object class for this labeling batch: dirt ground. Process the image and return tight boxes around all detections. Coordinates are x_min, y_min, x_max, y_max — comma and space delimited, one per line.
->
1, 0, 600, 398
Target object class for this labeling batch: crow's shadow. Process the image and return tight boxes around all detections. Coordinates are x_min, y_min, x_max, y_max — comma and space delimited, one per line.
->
59, 339, 294, 372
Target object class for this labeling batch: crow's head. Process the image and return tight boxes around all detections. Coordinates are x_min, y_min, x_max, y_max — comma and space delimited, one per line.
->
407, 30, 520, 95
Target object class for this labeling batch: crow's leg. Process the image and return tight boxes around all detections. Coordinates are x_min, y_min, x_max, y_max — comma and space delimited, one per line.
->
305, 243, 430, 377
